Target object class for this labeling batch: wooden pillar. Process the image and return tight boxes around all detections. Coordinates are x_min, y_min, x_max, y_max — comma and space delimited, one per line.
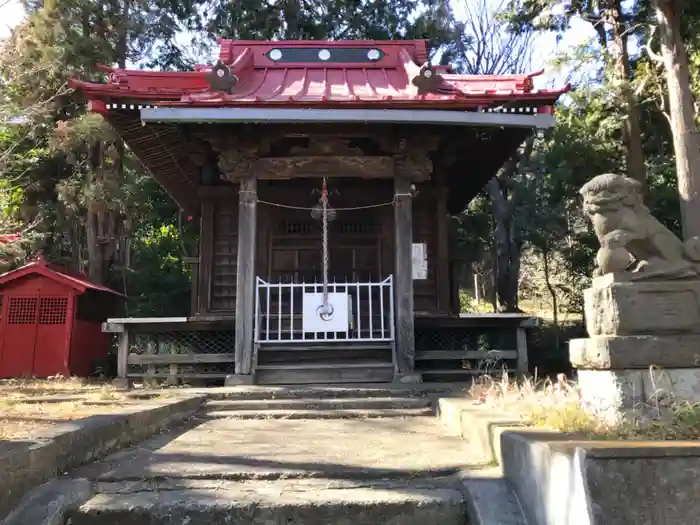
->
394, 176, 416, 376
183, 256, 199, 316
234, 177, 257, 376
114, 329, 130, 389
436, 177, 450, 313
516, 326, 529, 379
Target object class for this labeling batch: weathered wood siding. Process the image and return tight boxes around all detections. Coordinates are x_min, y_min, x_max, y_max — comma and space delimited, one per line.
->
211, 199, 239, 311
198, 191, 239, 314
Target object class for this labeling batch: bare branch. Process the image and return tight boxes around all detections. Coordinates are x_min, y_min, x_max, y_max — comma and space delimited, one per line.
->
458, 0, 534, 75
644, 24, 665, 65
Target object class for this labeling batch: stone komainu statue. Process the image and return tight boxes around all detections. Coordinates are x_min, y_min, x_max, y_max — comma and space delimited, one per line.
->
580, 173, 700, 279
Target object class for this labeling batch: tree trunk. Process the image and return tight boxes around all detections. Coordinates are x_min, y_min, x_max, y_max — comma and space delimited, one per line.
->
487, 177, 522, 313
485, 138, 533, 313
542, 247, 558, 327
542, 246, 561, 349
654, 0, 700, 239
608, 0, 647, 189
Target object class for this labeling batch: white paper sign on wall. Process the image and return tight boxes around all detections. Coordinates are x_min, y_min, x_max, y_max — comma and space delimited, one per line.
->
412, 242, 428, 280
302, 292, 350, 333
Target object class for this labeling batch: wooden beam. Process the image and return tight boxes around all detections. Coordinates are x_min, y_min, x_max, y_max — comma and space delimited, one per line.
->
198, 186, 238, 198
415, 350, 518, 360
234, 176, 257, 375
224, 156, 395, 182
142, 107, 557, 129
393, 175, 415, 374
128, 353, 235, 365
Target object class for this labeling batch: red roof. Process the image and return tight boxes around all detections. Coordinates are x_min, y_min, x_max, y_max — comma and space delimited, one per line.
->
0, 256, 124, 296
70, 39, 569, 111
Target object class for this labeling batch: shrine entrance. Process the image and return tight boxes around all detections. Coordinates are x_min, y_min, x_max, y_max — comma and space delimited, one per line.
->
253, 178, 397, 384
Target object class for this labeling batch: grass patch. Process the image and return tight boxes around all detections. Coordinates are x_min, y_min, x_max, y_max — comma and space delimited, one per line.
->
469, 370, 700, 441
0, 376, 163, 440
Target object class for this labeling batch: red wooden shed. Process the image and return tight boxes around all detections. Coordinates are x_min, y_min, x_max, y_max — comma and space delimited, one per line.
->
0, 256, 123, 378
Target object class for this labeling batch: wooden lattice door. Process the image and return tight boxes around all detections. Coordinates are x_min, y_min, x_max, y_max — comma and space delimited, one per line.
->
0, 295, 70, 378
268, 211, 382, 283
1, 296, 39, 377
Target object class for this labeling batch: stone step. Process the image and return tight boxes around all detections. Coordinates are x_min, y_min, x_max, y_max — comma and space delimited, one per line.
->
255, 364, 395, 385
462, 477, 528, 525
204, 396, 432, 411
203, 407, 434, 420
202, 383, 466, 400
65, 478, 467, 525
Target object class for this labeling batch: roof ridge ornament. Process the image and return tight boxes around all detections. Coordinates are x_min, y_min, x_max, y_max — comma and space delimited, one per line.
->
411, 64, 444, 95
205, 60, 238, 94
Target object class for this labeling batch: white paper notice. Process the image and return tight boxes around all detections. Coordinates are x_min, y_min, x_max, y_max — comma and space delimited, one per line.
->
302, 292, 350, 333
412, 243, 428, 280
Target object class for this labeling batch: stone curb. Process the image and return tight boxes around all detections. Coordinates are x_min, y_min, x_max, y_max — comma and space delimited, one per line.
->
0, 395, 206, 521
437, 397, 524, 464
438, 397, 700, 525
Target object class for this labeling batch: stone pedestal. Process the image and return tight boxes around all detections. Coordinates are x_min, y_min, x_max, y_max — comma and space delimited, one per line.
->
570, 275, 700, 411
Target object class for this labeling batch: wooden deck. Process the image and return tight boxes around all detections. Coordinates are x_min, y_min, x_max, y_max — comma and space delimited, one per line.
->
104, 313, 537, 386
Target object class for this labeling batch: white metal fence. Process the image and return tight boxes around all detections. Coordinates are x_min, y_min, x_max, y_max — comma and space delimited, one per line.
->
254, 276, 395, 343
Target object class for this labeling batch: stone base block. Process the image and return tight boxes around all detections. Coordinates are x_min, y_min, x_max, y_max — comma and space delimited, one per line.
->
394, 373, 423, 384
570, 335, 700, 369
585, 276, 700, 336
224, 374, 255, 386
112, 377, 130, 390
576, 368, 700, 412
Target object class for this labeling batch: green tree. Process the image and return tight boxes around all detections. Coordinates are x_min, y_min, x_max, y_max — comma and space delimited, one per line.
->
646, 0, 700, 238
201, 0, 464, 61
504, 0, 649, 189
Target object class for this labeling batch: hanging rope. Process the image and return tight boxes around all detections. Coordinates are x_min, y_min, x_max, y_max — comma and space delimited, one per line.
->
321, 177, 330, 317
256, 198, 397, 211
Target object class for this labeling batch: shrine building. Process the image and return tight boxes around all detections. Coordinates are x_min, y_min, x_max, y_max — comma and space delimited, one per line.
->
71, 39, 568, 386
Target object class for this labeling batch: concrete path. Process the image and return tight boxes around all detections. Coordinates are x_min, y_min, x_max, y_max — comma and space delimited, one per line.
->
65, 414, 490, 524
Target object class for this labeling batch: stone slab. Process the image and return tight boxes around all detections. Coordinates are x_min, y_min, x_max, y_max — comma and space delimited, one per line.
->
1, 478, 94, 525
576, 368, 700, 411
0, 395, 205, 520
65, 478, 465, 525
74, 417, 485, 482
570, 335, 700, 369
500, 430, 700, 525
224, 373, 255, 386
584, 279, 700, 336
204, 396, 432, 411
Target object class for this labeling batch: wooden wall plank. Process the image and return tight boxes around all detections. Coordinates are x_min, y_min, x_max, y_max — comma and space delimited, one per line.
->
197, 199, 214, 315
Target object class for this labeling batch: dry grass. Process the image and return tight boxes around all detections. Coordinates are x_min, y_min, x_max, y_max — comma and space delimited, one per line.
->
468, 370, 700, 441
0, 376, 161, 440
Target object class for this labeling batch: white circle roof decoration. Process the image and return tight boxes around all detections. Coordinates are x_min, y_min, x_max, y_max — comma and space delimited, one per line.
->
269, 48, 283, 61
318, 49, 331, 61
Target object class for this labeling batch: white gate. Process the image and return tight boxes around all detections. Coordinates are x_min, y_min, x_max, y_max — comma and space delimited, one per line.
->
254, 276, 395, 343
